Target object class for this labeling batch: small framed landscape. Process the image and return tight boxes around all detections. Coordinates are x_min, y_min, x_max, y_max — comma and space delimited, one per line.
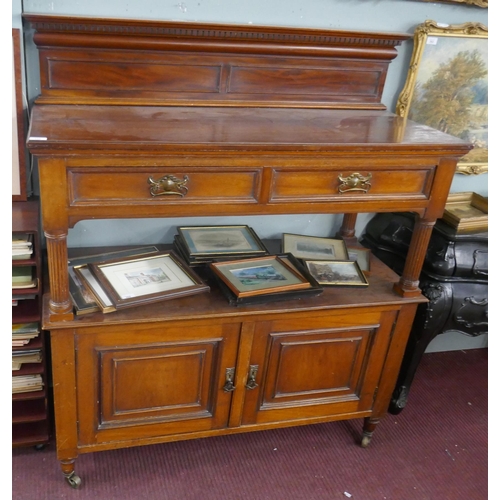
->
210, 255, 312, 298
304, 260, 369, 287
282, 234, 349, 261
177, 225, 268, 259
87, 251, 209, 310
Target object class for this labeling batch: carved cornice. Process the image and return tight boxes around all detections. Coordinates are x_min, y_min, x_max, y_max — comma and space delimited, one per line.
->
23, 14, 409, 47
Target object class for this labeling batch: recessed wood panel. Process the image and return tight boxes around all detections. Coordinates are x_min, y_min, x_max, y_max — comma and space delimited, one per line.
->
47, 59, 222, 93
263, 329, 371, 407
99, 343, 215, 425
228, 66, 381, 98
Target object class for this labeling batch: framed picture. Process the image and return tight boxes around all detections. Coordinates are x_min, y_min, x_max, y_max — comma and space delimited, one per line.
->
304, 260, 369, 287
442, 192, 487, 232
415, 0, 487, 7
282, 233, 349, 261
68, 246, 159, 315
74, 264, 116, 314
347, 247, 371, 273
88, 251, 209, 310
396, 20, 488, 175
210, 255, 312, 298
177, 225, 268, 258
12, 28, 28, 201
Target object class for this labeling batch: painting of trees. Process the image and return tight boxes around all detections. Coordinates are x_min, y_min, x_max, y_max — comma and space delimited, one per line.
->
410, 49, 487, 143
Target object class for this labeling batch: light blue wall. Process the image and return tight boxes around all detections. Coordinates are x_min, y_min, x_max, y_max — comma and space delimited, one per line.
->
14, 0, 488, 247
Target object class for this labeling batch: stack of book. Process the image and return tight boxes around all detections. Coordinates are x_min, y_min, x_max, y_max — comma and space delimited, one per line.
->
12, 322, 39, 347
173, 225, 269, 266
12, 267, 37, 289
12, 233, 33, 260
12, 374, 43, 394
12, 350, 42, 371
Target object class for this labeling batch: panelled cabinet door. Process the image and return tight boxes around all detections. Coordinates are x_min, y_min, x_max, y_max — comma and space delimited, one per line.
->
241, 308, 398, 426
76, 321, 240, 446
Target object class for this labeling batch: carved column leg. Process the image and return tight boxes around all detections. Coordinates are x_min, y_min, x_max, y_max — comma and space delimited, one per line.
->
45, 232, 74, 321
361, 417, 380, 448
393, 217, 435, 297
60, 459, 81, 489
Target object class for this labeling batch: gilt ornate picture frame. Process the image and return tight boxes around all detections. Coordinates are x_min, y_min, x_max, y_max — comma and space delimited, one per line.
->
396, 21, 488, 175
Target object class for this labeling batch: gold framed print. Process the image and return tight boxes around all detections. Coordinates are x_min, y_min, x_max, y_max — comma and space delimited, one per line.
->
396, 20, 488, 175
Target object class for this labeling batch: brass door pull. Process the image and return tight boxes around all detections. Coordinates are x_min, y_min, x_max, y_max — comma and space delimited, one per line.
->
245, 365, 259, 390
148, 174, 189, 197
223, 367, 236, 392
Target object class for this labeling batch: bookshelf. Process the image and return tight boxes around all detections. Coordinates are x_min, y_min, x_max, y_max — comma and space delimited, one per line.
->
12, 200, 50, 448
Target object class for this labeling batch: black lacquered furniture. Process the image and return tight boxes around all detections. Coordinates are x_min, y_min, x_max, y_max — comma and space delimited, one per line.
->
361, 212, 488, 414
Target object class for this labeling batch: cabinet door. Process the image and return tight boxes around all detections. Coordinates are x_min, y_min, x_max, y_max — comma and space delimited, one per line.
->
76, 321, 240, 446
241, 308, 398, 426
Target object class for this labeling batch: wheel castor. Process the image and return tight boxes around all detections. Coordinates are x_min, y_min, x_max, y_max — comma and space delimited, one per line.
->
34, 443, 46, 451
65, 473, 82, 489
361, 435, 372, 448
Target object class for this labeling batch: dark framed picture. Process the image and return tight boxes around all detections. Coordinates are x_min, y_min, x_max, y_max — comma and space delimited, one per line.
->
210, 255, 312, 298
88, 251, 209, 310
177, 225, 268, 258
347, 247, 371, 273
68, 246, 159, 315
282, 233, 349, 261
304, 260, 369, 287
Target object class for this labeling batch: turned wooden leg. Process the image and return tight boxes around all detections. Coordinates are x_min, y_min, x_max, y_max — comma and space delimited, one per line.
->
60, 459, 81, 489
393, 217, 435, 298
45, 231, 74, 321
361, 417, 380, 448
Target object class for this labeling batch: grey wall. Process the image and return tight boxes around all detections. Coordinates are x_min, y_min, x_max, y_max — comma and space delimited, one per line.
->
14, 0, 488, 247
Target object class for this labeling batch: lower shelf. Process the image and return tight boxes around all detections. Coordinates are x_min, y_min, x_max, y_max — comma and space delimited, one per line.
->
12, 419, 50, 448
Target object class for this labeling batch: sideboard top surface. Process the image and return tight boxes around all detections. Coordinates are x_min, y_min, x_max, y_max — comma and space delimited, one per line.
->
27, 106, 470, 155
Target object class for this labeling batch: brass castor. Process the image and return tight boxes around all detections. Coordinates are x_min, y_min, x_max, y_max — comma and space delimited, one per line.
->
65, 472, 82, 489
361, 434, 372, 448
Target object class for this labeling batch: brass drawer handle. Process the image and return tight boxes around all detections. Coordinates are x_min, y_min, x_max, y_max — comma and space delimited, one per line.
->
148, 174, 189, 197
338, 172, 372, 194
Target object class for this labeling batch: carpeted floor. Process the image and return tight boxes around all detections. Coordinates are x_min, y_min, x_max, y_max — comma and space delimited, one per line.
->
11, 348, 488, 500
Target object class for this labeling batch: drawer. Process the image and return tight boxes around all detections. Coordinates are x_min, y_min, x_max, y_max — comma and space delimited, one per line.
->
269, 167, 434, 203
67, 166, 262, 206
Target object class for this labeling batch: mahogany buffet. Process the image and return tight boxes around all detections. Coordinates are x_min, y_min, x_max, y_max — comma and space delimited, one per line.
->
24, 14, 471, 488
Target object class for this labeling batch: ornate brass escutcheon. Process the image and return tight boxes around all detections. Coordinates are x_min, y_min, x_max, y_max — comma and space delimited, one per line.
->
223, 367, 236, 392
245, 365, 259, 390
148, 174, 189, 197
338, 172, 372, 194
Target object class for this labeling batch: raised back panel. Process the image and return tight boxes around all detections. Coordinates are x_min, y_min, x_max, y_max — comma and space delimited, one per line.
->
24, 14, 410, 109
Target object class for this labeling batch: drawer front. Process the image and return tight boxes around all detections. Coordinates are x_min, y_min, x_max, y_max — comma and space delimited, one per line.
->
76, 321, 240, 446
269, 167, 434, 202
67, 167, 262, 206
242, 308, 398, 426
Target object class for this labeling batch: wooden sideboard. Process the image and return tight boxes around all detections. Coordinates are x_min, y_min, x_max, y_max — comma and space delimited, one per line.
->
24, 15, 471, 488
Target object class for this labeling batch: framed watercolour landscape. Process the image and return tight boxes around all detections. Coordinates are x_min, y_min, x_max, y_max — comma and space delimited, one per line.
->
210, 255, 312, 298
177, 225, 268, 259
304, 260, 369, 287
396, 21, 488, 175
88, 251, 209, 310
